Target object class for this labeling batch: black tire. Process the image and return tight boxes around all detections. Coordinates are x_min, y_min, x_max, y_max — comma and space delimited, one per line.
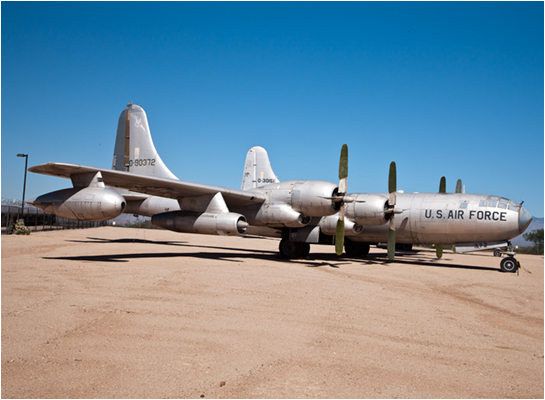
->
500, 256, 518, 273
299, 243, 310, 258
344, 240, 370, 257
279, 239, 305, 259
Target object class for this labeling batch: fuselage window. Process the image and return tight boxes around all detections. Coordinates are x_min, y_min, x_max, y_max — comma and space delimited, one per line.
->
460, 202, 468, 209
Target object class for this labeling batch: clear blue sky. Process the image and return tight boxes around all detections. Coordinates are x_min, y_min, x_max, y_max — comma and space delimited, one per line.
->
2, 2, 543, 217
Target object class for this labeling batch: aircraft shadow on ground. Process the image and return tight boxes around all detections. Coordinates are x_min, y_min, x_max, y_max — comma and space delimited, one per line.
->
45, 237, 499, 272
67, 237, 189, 246
355, 252, 500, 272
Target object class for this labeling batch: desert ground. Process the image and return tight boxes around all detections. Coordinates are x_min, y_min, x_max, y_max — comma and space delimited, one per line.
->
2, 226, 543, 398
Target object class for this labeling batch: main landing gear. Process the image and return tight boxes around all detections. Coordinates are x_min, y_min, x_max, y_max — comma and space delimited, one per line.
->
278, 238, 372, 259
344, 239, 370, 257
279, 239, 310, 259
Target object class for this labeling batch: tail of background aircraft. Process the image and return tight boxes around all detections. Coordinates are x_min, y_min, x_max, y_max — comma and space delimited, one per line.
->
112, 102, 178, 180
241, 146, 280, 190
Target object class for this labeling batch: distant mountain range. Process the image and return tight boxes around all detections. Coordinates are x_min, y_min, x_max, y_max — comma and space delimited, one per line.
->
1, 197, 23, 206
2, 197, 542, 246
512, 217, 544, 247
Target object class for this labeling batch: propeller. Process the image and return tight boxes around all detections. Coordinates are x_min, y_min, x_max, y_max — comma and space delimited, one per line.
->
335, 144, 348, 255
436, 176, 447, 259
455, 179, 463, 194
386, 162, 397, 260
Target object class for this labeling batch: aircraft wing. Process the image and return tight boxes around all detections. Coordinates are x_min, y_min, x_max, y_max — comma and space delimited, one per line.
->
28, 162, 266, 207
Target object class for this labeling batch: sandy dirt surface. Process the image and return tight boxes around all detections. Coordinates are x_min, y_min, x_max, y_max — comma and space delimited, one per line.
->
2, 227, 543, 398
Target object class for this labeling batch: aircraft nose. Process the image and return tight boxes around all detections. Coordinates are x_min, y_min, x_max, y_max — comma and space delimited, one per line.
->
519, 206, 532, 234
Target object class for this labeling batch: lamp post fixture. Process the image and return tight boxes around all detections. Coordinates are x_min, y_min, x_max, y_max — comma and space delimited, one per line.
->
16, 154, 28, 219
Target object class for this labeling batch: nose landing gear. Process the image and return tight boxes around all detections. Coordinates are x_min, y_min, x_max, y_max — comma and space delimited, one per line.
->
496, 243, 521, 273
500, 256, 520, 273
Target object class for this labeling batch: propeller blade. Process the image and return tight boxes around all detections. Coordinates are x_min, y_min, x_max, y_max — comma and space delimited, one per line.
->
436, 177, 446, 257
388, 162, 396, 196
386, 161, 397, 260
338, 144, 348, 194
436, 244, 444, 259
455, 179, 462, 194
334, 144, 348, 256
387, 221, 396, 261
439, 176, 446, 193
335, 219, 345, 256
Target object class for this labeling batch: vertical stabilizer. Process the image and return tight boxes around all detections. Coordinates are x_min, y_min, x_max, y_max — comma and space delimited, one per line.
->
112, 102, 178, 180
241, 146, 280, 190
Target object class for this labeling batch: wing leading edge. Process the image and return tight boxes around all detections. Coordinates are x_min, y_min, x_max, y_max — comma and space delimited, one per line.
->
28, 162, 266, 207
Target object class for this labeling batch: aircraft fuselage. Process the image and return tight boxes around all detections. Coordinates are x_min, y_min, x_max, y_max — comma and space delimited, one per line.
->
340, 192, 531, 245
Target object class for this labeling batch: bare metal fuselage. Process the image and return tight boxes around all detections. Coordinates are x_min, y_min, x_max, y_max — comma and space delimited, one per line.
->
341, 192, 529, 245
121, 189, 531, 247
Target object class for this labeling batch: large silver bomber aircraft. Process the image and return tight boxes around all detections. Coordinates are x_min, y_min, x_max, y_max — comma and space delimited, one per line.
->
28, 103, 532, 273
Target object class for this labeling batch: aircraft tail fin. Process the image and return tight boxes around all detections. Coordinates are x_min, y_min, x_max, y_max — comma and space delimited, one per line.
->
112, 102, 178, 180
241, 146, 280, 190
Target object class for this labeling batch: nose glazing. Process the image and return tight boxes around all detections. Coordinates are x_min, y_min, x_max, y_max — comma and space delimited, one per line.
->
518, 206, 532, 234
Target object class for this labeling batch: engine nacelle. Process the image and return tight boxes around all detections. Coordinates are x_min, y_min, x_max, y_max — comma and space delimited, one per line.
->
152, 211, 248, 236
253, 205, 310, 228
31, 187, 126, 221
346, 194, 389, 226
319, 215, 360, 235
291, 180, 339, 217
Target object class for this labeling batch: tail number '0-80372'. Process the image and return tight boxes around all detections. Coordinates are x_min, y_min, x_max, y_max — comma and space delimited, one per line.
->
130, 159, 156, 167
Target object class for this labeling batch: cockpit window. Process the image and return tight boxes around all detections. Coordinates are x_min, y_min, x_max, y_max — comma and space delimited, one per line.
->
508, 201, 520, 212
498, 202, 507, 209
479, 200, 487, 207
488, 201, 497, 207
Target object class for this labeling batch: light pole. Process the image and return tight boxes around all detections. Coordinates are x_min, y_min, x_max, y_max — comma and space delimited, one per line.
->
16, 154, 28, 220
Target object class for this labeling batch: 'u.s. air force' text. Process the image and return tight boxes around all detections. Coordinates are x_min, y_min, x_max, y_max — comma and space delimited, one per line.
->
424, 210, 507, 221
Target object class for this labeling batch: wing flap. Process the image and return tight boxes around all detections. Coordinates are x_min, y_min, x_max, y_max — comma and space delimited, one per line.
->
29, 162, 266, 207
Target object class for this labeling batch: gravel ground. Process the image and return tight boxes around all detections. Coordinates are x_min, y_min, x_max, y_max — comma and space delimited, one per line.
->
2, 227, 543, 398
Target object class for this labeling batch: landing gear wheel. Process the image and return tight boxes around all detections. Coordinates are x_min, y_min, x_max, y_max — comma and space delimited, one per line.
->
494, 249, 502, 257
344, 240, 370, 257
279, 239, 299, 259
279, 239, 309, 259
500, 256, 518, 273
299, 243, 310, 258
